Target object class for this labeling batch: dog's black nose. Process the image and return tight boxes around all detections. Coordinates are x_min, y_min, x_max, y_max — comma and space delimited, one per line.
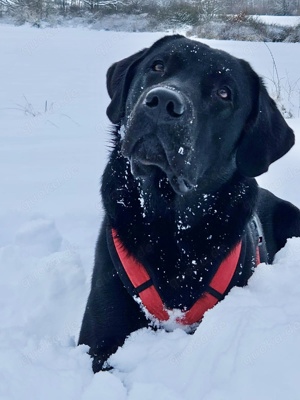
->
144, 87, 185, 119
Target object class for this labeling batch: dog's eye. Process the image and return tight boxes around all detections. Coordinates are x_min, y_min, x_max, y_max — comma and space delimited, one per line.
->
217, 87, 231, 100
151, 61, 165, 73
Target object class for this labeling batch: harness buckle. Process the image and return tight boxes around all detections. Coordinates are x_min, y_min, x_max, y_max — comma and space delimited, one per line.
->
252, 214, 263, 247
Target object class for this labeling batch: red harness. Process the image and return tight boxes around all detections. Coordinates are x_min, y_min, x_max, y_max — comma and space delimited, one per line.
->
111, 228, 260, 326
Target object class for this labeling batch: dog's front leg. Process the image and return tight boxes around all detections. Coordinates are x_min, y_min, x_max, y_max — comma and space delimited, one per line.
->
78, 227, 148, 372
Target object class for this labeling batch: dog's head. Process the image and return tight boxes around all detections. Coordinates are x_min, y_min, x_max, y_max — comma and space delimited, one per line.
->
106, 35, 294, 195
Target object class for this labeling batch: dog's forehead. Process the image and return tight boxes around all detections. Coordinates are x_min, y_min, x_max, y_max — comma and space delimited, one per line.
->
149, 37, 240, 74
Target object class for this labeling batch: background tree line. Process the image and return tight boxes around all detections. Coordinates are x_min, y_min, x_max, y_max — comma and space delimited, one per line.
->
0, 0, 299, 27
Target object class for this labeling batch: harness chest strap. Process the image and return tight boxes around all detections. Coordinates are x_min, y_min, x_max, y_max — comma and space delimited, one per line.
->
110, 228, 258, 326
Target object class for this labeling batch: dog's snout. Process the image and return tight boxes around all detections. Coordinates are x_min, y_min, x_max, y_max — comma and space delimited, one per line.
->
144, 87, 185, 119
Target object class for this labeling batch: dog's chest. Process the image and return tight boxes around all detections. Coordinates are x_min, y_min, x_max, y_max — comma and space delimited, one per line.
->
129, 227, 223, 310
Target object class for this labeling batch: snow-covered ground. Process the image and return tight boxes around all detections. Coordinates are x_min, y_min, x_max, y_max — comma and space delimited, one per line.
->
255, 15, 300, 26
1, 24, 300, 399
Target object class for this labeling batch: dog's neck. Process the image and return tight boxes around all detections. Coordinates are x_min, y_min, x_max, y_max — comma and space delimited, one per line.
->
138, 173, 257, 226
102, 147, 258, 253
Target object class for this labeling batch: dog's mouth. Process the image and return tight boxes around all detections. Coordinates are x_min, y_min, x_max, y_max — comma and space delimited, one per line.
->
122, 135, 195, 195
168, 174, 195, 194
130, 158, 194, 194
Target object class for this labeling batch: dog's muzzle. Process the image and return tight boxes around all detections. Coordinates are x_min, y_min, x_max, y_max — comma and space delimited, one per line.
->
121, 86, 196, 195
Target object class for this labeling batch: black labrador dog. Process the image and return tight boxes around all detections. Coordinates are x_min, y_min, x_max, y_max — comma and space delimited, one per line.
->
79, 35, 300, 372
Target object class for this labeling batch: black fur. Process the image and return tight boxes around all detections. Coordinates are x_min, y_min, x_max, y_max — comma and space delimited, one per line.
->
78, 35, 300, 372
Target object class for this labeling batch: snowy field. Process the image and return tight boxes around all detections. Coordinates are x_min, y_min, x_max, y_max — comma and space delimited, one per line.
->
255, 15, 300, 26
1, 23, 300, 399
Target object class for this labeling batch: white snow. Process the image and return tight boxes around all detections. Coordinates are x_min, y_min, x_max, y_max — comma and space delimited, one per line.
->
255, 15, 300, 27
1, 24, 300, 400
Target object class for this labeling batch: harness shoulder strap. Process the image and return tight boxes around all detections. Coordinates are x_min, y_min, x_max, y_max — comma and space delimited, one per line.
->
107, 227, 169, 320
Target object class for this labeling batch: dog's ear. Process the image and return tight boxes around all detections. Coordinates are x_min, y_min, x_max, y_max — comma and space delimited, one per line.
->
236, 62, 294, 177
106, 48, 148, 124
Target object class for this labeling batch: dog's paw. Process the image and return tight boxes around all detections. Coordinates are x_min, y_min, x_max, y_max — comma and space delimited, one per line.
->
92, 356, 112, 373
